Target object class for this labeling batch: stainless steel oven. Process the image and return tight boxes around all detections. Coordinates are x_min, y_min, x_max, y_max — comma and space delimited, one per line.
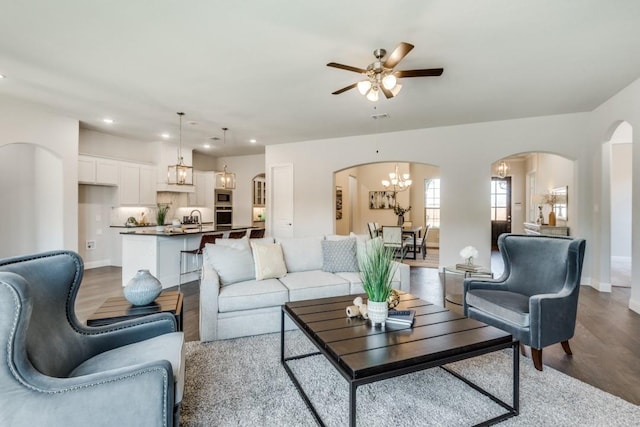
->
215, 206, 233, 228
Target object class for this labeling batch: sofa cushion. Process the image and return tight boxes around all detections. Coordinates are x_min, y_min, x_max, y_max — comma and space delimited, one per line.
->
218, 278, 289, 312
70, 332, 185, 403
279, 270, 350, 301
466, 289, 530, 327
321, 238, 359, 273
277, 237, 323, 272
204, 238, 255, 286
251, 242, 287, 280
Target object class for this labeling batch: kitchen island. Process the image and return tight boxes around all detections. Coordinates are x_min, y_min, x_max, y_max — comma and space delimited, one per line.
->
120, 226, 254, 288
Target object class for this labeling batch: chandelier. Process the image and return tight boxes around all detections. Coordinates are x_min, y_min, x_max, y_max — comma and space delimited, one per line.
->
496, 161, 509, 178
382, 164, 412, 193
215, 128, 236, 189
167, 112, 193, 185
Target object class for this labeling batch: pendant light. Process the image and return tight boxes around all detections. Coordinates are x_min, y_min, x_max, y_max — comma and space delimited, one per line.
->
215, 128, 236, 189
167, 112, 193, 185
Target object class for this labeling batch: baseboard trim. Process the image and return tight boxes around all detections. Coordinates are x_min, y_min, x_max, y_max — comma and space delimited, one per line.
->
84, 259, 112, 270
581, 277, 612, 293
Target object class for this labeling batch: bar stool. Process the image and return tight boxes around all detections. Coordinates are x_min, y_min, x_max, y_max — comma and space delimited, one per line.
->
228, 230, 247, 239
179, 233, 223, 288
249, 228, 265, 238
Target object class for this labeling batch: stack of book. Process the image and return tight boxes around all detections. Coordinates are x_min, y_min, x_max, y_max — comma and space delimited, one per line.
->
455, 263, 482, 273
386, 309, 415, 326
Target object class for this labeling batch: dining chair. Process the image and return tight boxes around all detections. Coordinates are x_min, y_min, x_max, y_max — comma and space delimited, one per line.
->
367, 222, 377, 239
412, 224, 430, 259
381, 226, 410, 260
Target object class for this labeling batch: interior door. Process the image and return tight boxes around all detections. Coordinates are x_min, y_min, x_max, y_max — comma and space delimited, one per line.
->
491, 177, 512, 249
269, 163, 294, 238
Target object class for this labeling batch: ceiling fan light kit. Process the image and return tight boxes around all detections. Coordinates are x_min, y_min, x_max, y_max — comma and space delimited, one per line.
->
328, 42, 443, 102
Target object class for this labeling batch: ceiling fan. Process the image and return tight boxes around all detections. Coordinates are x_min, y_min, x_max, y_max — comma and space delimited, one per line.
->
327, 42, 443, 101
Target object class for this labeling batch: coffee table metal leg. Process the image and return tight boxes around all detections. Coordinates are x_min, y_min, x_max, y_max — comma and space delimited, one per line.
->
349, 382, 357, 427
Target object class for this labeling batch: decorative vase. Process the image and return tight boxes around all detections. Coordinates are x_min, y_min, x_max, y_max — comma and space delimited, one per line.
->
155, 225, 165, 232
548, 210, 556, 226
537, 206, 544, 225
397, 215, 404, 226
367, 300, 388, 327
466, 256, 474, 266
124, 269, 162, 306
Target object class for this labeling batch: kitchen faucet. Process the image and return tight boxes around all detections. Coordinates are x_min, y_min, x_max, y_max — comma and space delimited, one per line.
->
190, 209, 203, 231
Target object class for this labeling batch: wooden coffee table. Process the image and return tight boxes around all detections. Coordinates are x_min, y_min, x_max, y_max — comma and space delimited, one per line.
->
281, 293, 518, 427
87, 290, 183, 331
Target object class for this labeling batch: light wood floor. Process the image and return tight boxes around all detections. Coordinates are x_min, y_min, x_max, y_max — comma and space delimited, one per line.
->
77, 265, 640, 406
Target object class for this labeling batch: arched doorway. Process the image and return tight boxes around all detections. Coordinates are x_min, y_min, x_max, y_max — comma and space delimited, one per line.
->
490, 153, 575, 272
334, 161, 440, 267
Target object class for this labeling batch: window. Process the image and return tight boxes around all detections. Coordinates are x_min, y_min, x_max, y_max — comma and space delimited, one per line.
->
424, 178, 440, 227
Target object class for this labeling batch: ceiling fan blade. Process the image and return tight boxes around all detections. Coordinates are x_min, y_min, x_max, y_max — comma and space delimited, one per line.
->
331, 83, 358, 95
394, 68, 444, 78
326, 62, 367, 74
380, 85, 394, 99
383, 42, 414, 69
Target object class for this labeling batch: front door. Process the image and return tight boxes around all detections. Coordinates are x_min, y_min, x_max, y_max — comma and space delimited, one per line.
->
491, 177, 512, 249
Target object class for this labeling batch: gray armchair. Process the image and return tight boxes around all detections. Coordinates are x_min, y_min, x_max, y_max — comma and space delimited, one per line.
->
0, 251, 185, 426
463, 234, 586, 371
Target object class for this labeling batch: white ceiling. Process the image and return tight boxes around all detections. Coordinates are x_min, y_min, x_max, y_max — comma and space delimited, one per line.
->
2, 1, 640, 157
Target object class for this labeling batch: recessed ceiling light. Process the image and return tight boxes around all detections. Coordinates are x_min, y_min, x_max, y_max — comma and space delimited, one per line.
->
249, 139, 257, 144
161, 133, 170, 139
103, 118, 114, 124
203, 143, 211, 149
0, 74, 5, 79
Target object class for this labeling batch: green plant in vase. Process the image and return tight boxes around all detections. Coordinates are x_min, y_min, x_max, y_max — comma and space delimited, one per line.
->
156, 204, 170, 231
358, 238, 397, 326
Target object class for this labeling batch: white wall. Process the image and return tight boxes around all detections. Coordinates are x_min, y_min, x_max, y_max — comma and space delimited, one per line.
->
80, 128, 156, 163
0, 96, 78, 257
266, 113, 591, 271
611, 143, 632, 257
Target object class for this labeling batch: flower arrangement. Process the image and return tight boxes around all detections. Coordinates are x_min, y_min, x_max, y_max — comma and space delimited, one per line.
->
358, 238, 398, 302
459, 246, 479, 266
393, 203, 411, 216
540, 192, 558, 207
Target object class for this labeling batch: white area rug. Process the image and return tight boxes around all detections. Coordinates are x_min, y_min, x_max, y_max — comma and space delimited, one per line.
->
181, 331, 640, 426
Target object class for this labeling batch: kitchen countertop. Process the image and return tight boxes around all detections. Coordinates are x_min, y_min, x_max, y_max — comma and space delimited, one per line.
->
120, 225, 254, 236
111, 222, 214, 229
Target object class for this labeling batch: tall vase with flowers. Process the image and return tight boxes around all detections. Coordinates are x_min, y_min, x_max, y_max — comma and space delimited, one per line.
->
393, 203, 411, 226
541, 192, 558, 226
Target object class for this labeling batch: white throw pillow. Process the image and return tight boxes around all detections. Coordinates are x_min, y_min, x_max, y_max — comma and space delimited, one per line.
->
215, 236, 251, 250
203, 240, 255, 286
276, 237, 324, 272
251, 242, 287, 280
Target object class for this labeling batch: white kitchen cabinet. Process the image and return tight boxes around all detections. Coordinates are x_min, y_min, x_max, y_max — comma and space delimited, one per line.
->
253, 176, 266, 206
78, 155, 118, 186
118, 162, 157, 206
188, 171, 215, 207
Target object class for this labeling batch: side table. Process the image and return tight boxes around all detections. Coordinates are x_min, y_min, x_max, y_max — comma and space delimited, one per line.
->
442, 265, 493, 306
87, 290, 183, 331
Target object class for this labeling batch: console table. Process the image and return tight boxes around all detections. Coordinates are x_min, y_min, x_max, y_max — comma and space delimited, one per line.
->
523, 222, 569, 236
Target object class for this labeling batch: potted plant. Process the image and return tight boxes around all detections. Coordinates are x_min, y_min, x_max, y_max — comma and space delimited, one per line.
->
156, 204, 170, 232
358, 238, 397, 326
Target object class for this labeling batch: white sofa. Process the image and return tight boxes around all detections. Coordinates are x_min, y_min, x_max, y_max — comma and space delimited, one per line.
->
199, 234, 410, 341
